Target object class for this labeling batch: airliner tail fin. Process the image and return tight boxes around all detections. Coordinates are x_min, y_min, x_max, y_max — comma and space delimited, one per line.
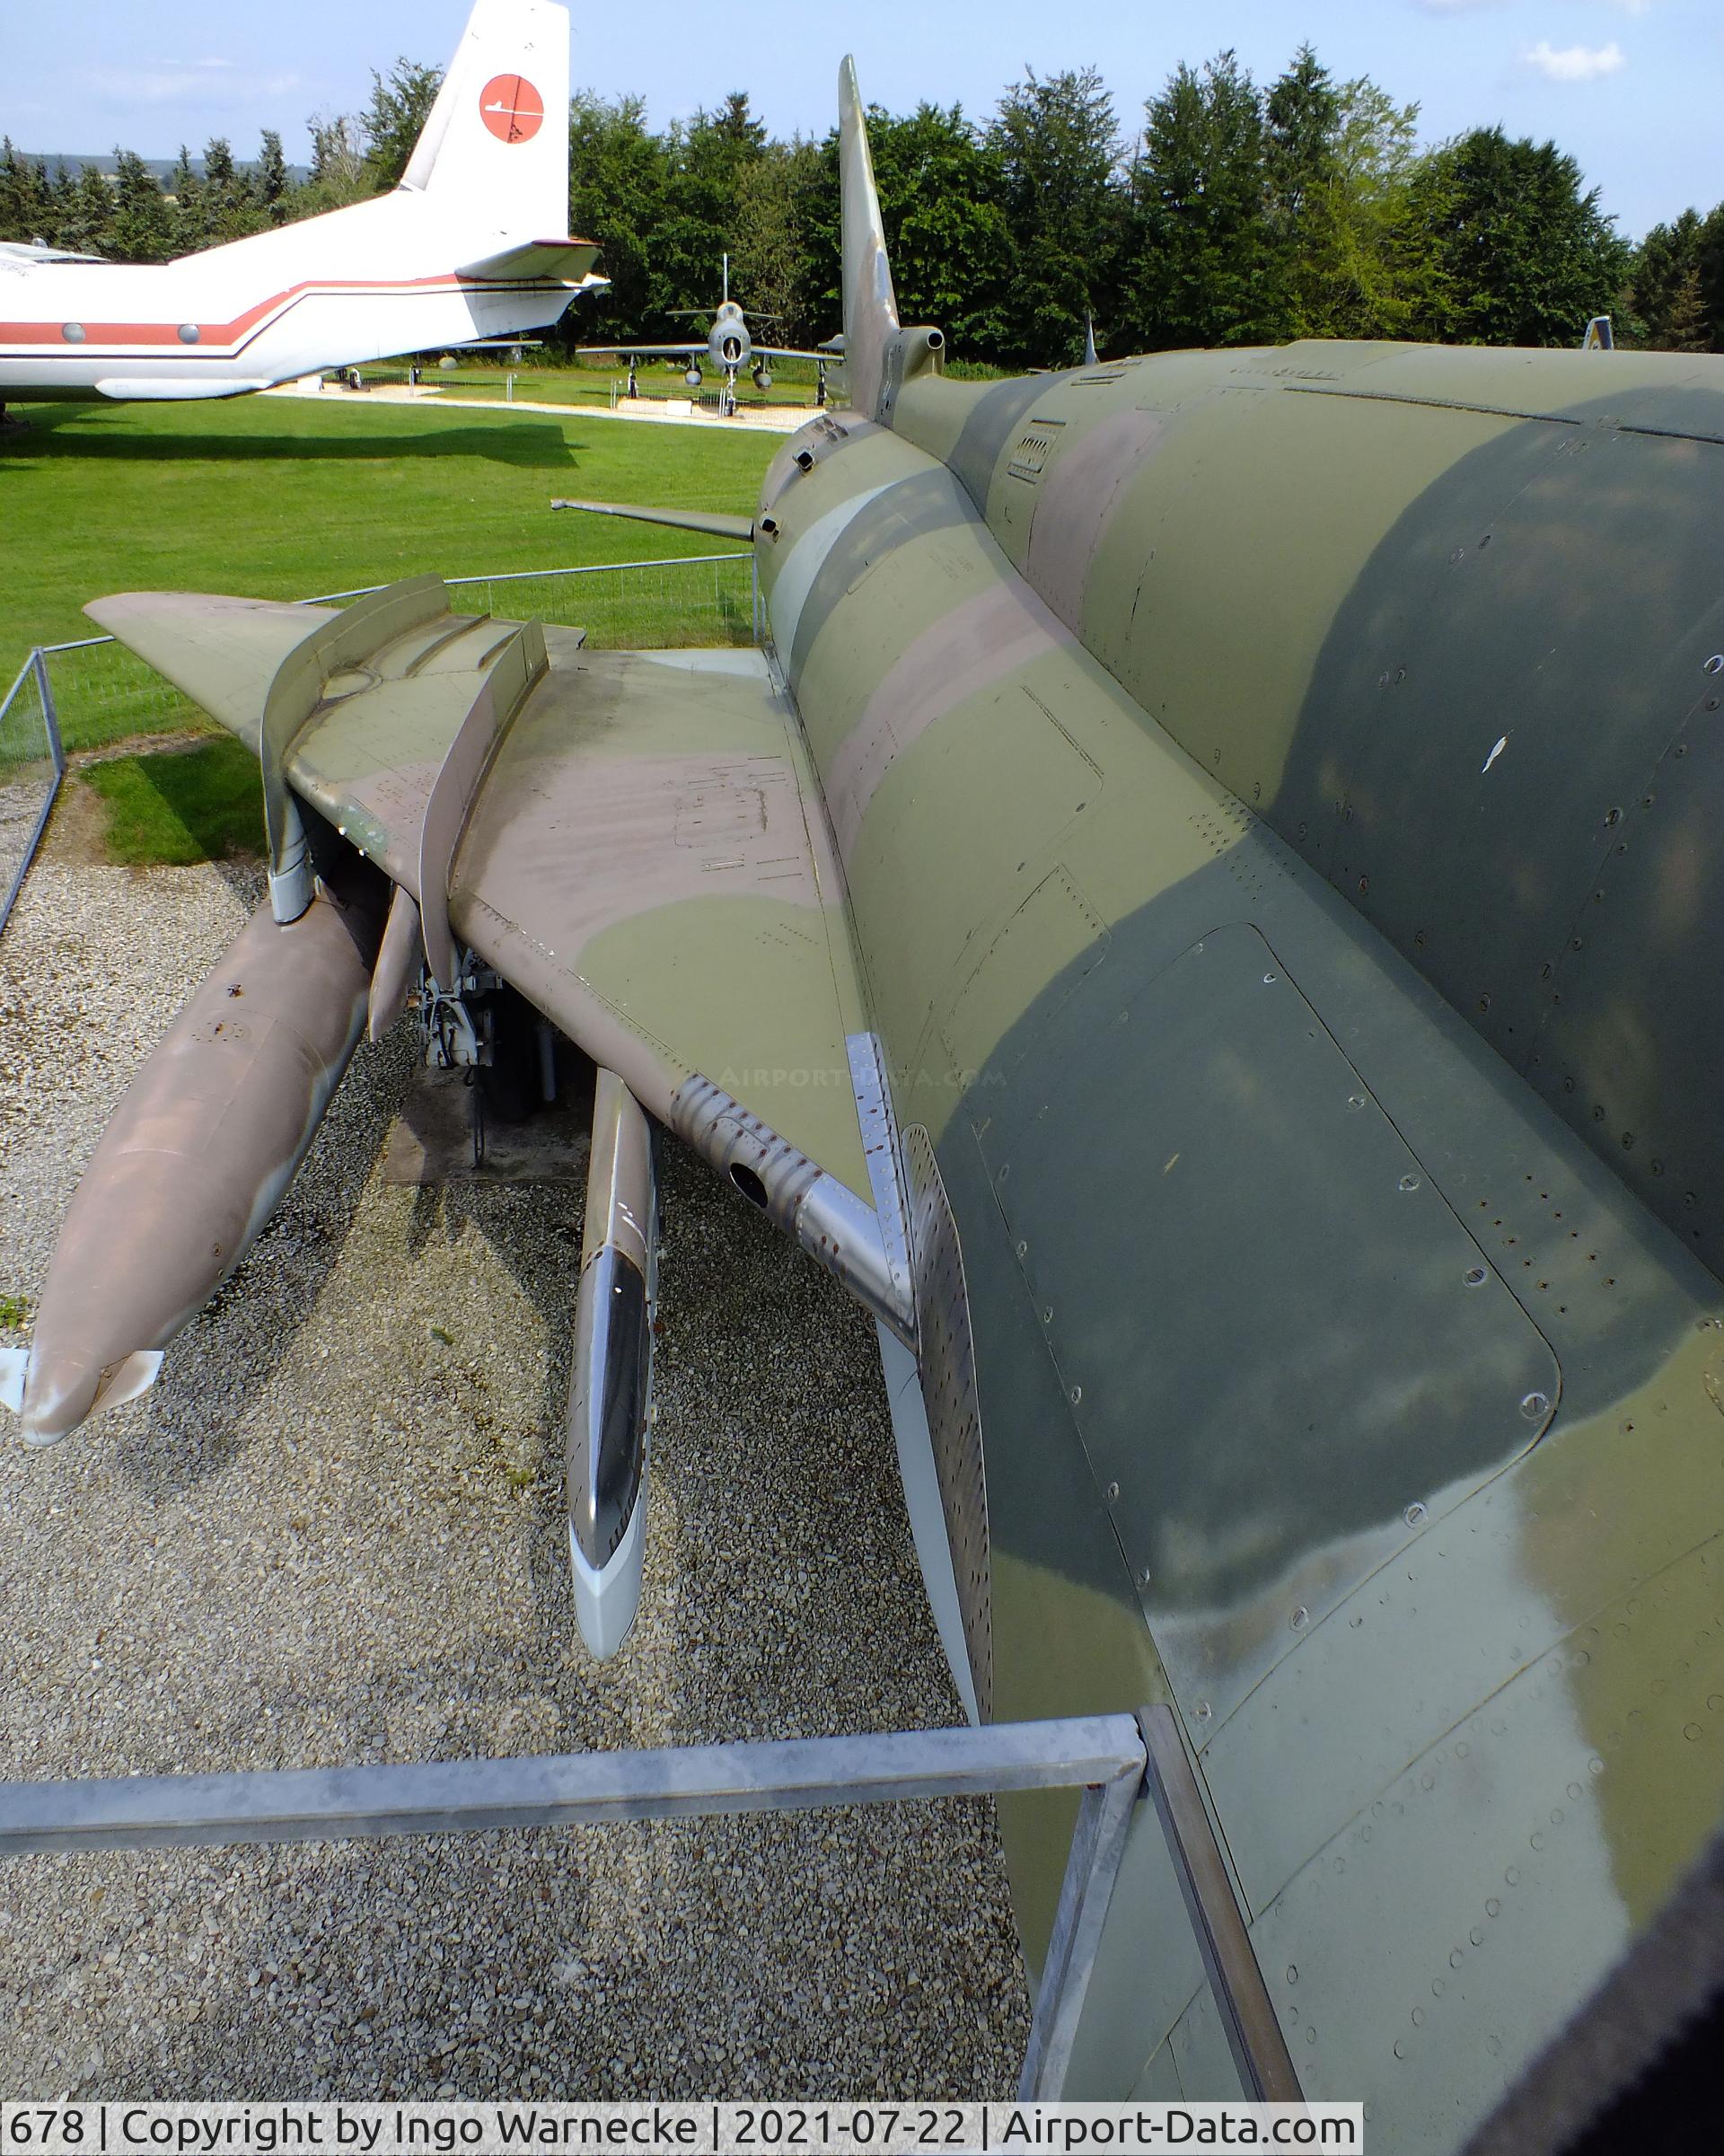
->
402, 0, 569, 245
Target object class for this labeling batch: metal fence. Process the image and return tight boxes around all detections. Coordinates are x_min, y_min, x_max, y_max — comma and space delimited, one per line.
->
41, 551, 759, 758
28, 633, 205, 757
319, 550, 762, 652
0, 651, 64, 935
0, 1703, 1300, 2102
1, 551, 757, 928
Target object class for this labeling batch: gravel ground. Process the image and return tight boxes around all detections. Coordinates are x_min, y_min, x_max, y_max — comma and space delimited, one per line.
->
0, 839, 1029, 2099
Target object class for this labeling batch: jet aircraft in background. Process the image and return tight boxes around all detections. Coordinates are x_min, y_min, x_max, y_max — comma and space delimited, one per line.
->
0, 0, 604, 421
578, 255, 831, 412
5, 48, 1724, 2143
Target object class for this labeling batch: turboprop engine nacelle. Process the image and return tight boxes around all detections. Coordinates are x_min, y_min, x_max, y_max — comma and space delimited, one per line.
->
0, 864, 387, 1444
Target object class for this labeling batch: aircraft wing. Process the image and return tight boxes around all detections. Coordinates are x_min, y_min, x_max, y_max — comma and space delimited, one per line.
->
752, 347, 834, 365
85, 585, 873, 1201
575, 344, 699, 360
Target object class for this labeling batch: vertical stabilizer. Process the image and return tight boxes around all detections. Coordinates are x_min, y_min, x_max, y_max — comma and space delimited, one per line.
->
402, 0, 570, 245
838, 57, 901, 419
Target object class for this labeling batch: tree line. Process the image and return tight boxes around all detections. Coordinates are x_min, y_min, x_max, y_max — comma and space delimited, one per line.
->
1, 44, 1714, 366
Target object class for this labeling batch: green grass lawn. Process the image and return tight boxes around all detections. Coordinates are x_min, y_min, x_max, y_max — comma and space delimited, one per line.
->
418, 354, 831, 411
0, 392, 774, 661
80, 736, 264, 864
0, 392, 778, 862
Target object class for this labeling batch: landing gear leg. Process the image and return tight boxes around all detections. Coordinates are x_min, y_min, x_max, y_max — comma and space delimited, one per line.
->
466, 1067, 487, 1170
420, 961, 541, 1166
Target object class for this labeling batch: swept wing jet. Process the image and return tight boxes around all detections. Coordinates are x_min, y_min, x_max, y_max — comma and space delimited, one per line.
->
8, 57, 1724, 2143
0, 0, 604, 418
577, 254, 831, 411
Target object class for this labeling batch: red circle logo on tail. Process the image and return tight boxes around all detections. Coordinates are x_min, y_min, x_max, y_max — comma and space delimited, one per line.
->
479, 75, 544, 144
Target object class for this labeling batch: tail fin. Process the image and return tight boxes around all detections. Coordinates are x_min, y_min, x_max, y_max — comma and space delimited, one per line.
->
839, 57, 901, 418
400, 0, 570, 243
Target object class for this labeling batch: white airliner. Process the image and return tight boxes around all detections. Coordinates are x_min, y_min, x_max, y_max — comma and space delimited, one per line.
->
0, 0, 603, 415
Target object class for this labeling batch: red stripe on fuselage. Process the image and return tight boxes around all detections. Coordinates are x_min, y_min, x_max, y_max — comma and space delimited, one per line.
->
0, 271, 538, 353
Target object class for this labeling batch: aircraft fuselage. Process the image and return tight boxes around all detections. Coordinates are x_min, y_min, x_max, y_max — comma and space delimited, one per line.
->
753, 339, 1724, 2127
0, 198, 590, 403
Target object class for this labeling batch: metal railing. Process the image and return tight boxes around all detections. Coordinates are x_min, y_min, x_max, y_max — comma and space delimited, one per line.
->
0, 550, 757, 929
0, 1702, 1299, 2103
0, 650, 64, 935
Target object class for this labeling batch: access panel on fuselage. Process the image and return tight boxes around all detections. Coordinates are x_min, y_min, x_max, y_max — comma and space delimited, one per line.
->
978, 921, 1561, 1735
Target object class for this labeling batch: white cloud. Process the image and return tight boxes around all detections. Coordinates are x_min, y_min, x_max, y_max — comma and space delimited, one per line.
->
1523, 40, 1627, 81
86, 60, 302, 110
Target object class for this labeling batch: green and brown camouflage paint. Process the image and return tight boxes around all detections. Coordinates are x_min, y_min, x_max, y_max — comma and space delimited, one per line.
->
747, 63, 1724, 2132
57, 60, 1724, 2138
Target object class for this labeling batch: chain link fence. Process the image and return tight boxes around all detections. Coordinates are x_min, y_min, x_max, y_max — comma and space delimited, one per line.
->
355, 550, 761, 651
33, 637, 206, 756
41, 552, 760, 759
0, 653, 64, 934
3, 550, 759, 931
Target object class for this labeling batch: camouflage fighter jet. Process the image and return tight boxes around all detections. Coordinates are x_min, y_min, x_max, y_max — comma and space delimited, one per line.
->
7, 57, 1724, 2142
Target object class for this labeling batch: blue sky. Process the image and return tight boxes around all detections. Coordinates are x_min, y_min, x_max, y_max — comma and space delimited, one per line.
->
3, 0, 1713, 240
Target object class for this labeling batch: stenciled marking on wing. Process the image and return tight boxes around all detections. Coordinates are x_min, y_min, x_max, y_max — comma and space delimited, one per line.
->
456, 746, 822, 952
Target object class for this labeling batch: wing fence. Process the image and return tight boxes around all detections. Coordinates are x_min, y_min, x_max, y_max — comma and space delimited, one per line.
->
2, 550, 757, 932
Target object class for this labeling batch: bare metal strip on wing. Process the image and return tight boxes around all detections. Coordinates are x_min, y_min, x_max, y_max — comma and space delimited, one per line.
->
1139, 1705, 1303, 2103
670, 1073, 916, 1348
259, 575, 449, 922
846, 1031, 914, 1324
902, 1123, 992, 1722
418, 619, 548, 992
